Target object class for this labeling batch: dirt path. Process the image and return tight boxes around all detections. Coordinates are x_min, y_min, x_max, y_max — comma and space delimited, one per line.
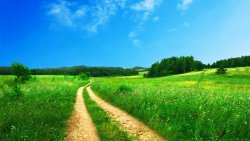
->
66, 85, 99, 141
86, 86, 167, 141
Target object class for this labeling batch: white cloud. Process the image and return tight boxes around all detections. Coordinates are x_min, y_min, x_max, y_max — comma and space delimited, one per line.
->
47, 0, 163, 46
129, 0, 162, 46
129, 26, 144, 37
131, 0, 162, 24
128, 26, 145, 47
131, 0, 154, 11
131, 0, 162, 11
47, 0, 127, 33
177, 0, 193, 11
48, 0, 80, 27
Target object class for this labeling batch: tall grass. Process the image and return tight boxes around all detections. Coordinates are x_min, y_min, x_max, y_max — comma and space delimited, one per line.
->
91, 67, 250, 141
0, 75, 88, 140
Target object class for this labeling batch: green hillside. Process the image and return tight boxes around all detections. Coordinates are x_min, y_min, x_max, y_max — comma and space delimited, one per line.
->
91, 67, 250, 140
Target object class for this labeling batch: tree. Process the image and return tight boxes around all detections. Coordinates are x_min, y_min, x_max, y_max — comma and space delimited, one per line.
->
193, 61, 204, 71
147, 62, 160, 77
11, 63, 31, 82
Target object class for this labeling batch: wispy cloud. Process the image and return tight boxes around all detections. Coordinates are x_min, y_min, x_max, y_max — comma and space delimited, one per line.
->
131, 0, 162, 23
47, 0, 126, 33
131, 0, 161, 11
129, 0, 163, 46
177, 0, 193, 11
47, 0, 163, 46
48, 0, 86, 27
128, 26, 144, 47
85, 0, 127, 33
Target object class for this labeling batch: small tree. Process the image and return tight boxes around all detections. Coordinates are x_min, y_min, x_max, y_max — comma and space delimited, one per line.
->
11, 63, 31, 82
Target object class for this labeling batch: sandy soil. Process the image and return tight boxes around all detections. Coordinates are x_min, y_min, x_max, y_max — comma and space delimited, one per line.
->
66, 85, 99, 141
86, 86, 167, 141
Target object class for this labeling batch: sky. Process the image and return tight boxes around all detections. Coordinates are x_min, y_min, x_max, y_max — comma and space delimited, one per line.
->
0, 0, 250, 68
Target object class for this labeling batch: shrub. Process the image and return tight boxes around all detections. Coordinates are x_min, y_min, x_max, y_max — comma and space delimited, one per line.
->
117, 84, 133, 94
216, 67, 227, 74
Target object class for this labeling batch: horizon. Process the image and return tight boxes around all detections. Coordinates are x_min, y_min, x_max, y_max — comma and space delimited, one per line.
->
1, 0, 250, 68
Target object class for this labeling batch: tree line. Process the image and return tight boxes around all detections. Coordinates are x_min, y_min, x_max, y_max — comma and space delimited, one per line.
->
146, 56, 204, 77
211, 56, 250, 68
0, 55, 249, 77
146, 55, 250, 77
0, 65, 138, 76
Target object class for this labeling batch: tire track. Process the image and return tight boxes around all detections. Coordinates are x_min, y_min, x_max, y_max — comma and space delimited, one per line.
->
66, 85, 99, 141
86, 86, 167, 141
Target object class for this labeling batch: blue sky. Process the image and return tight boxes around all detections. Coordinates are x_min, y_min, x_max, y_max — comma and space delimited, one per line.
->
1, 0, 250, 68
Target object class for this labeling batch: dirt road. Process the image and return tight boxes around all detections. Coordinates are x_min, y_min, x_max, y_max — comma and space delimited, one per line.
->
86, 86, 167, 141
66, 85, 99, 141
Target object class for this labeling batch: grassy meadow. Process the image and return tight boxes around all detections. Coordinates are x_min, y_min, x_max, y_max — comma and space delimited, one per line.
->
0, 67, 249, 141
91, 67, 250, 141
0, 75, 88, 140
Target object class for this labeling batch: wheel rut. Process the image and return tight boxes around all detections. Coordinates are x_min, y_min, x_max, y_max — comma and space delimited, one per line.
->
86, 86, 167, 141
66, 85, 99, 141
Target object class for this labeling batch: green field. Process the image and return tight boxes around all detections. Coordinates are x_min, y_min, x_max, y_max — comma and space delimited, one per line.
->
0, 75, 88, 140
0, 67, 249, 141
2, 1, 250, 140
91, 67, 250, 140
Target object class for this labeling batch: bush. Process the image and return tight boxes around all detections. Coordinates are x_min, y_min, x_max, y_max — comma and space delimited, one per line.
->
216, 67, 227, 74
11, 62, 31, 83
79, 72, 90, 80
117, 84, 133, 94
